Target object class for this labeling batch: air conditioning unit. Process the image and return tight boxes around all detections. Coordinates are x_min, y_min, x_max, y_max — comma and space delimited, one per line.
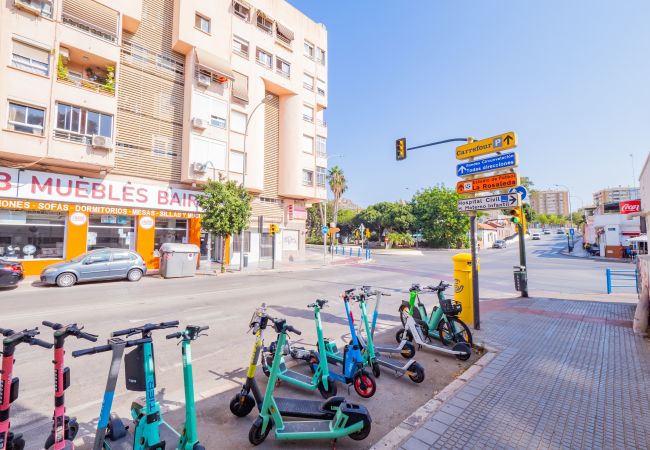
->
91, 135, 112, 150
191, 117, 207, 129
191, 162, 206, 173
197, 73, 211, 87
14, 0, 41, 16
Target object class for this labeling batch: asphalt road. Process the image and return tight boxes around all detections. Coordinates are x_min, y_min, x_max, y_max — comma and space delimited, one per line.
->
0, 234, 629, 449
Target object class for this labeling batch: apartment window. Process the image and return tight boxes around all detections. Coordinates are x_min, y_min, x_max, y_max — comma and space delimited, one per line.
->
130, 43, 148, 63
14, 0, 53, 18
302, 105, 314, 123
276, 57, 290, 78
152, 135, 177, 158
156, 54, 176, 72
302, 169, 314, 186
191, 135, 227, 171
256, 48, 272, 68
232, 0, 250, 21
303, 73, 314, 91
302, 135, 314, 154
232, 72, 249, 102
232, 36, 249, 58
316, 47, 326, 65
276, 23, 294, 45
316, 167, 327, 187
195, 13, 211, 33
316, 136, 327, 157
304, 41, 314, 58
317, 79, 326, 96
11, 40, 49, 76
210, 115, 226, 128
256, 11, 273, 34
55, 103, 112, 138
230, 149, 245, 173
7, 102, 45, 135
231, 110, 247, 134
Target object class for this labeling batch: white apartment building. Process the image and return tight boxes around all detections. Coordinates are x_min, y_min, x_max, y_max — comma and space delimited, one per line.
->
0, 0, 327, 274
530, 190, 569, 216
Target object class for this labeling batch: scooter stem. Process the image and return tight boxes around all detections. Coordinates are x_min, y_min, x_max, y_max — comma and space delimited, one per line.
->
181, 338, 198, 446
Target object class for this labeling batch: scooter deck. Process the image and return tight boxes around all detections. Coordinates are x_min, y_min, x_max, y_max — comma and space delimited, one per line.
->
279, 363, 313, 384
375, 355, 409, 371
278, 419, 332, 434
275, 397, 337, 420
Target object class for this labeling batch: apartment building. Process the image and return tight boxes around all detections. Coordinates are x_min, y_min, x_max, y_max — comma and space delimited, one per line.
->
0, 0, 328, 274
530, 190, 569, 216
593, 186, 640, 214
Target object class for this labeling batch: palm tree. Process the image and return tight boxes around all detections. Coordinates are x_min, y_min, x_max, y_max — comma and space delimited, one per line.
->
327, 165, 347, 228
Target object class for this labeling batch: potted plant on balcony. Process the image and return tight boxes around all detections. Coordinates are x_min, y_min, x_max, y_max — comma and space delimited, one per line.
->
57, 55, 69, 81
103, 65, 115, 94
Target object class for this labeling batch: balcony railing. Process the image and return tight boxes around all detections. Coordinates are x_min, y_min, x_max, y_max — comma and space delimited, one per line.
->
62, 13, 118, 43
53, 129, 92, 144
317, 150, 327, 159
14, 0, 53, 18
316, 118, 327, 127
58, 74, 115, 96
302, 114, 313, 123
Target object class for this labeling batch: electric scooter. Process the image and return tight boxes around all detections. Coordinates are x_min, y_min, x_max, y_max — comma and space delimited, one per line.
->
72, 335, 153, 450
0, 327, 53, 450
396, 284, 471, 360
165, 325, 208, 450
41, 321, 98, 450
319, 289, 377, 398
355, 288, 425, 383
262, 300, 337, 398
111, 321, 179, 450
230, 305, 347, 420
249, 317, 372, 445
399, 282, 473, 346
365, 287, 416, 358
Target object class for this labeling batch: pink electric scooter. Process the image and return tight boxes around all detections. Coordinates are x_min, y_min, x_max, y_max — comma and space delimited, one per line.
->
41, 321, 97, 450
0, 327, 53, 450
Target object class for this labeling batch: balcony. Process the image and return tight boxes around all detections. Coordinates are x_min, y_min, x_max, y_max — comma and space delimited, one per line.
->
57, 46, 116, 96
62, 10, 118, 44
14, 0, 53, 18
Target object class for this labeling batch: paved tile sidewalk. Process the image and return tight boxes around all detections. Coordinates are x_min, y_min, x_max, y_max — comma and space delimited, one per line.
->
400, 297, 650, 450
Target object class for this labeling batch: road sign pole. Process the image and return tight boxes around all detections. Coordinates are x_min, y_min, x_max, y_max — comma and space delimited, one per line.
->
518, 218, 528, 298
470, 213, 481, 330
272, 232, 276, 270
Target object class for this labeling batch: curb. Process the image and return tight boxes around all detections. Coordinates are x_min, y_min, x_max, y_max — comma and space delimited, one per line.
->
369, 345, 498, 450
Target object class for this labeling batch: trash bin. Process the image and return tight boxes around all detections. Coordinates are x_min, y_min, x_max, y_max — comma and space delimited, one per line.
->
243, 253, 249, 268
513, 265, 527, 292
159, 243, 200, 278
452, 253, 480, 326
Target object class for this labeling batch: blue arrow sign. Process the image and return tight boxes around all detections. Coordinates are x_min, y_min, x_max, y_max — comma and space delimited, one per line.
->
321, 226, 329, 235
509, 185, 528, 201
456, 152, 518, 177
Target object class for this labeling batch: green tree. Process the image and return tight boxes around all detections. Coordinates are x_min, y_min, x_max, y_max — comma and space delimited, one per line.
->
537, 214, 549, 226
356, 202, 414, 239
411, 186, 469, 248
327, 166, 348, 228
306, 200, 334, 240
337, 209, 359, 236
195, 178, 252, 272
522, 203, 536, 224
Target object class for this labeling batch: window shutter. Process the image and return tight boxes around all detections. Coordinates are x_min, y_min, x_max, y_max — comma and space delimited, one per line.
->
232, 71, 249, 102
13, 41, 49, 64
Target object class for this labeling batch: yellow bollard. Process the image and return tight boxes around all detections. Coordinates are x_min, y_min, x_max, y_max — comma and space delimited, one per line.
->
452, 253, 480, 326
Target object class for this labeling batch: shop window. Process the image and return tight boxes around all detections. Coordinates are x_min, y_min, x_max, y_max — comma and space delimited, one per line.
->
232, 231, 251, 253
154, 218, 188, 252
87, 214, 135, 251
0, 210, 66, 259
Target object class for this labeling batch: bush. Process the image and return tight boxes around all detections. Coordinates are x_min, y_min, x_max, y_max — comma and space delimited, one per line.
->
387, 232, 415, 248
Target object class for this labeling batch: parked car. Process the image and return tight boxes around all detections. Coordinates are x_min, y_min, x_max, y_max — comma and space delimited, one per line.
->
40, 249, 146, 288
532, 233, 541, 240
543, 229, 551, 235
557, 229, 565, 234
0, 259, 24, 287
493, 240, 507, 249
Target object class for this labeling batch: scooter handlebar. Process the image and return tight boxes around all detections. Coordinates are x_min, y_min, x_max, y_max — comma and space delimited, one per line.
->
285, 325, 301, 335
166, 332, 182, 339
72, 337, 151, 357
31, 338, 53, 349
41, 321, 62, 330
0, 328, 15, 337
111, 327, 136, 337
79, 331, 98, 342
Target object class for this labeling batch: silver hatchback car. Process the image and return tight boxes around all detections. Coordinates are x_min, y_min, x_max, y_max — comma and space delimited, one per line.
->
40, 249, 147, 287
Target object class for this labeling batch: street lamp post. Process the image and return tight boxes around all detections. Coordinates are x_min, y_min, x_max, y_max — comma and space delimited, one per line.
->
239, 94, 273, 272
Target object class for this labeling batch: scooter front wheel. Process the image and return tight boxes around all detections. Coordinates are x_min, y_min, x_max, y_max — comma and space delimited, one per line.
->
353, 370, 376, 398
107, 416, 127, 441
395, 328, 413, 344
398, 305, 410, 326
453, 342, 471, 361
348, 416, 372, 441
400, 341, 416, 359
371, 361, 381, 378
230, 393, 256, 417
317, 377, 338, 398
10, 436, 25, 450
407, 362, 425, 383
249, 417, 272, 446
192, 444, 205, 450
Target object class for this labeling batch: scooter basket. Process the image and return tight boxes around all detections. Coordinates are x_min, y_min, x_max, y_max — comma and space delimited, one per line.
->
440, 299, 462, 316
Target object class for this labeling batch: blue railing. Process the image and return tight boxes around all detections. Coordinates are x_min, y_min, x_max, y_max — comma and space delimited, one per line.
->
334, 246, 371, 260
606, 268, 639, 294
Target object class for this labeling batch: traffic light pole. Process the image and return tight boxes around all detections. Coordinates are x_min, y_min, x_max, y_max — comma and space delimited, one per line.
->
470, 214, 481, 330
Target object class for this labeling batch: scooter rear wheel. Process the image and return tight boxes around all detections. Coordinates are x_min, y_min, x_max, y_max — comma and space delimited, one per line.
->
348, 416, 372, 441
400, 341, 416, 359
11, 437, 26, 450
395, 328, 413, 344
453, 342, 471, 361
407, 362, 425, 383
398, 305, 410, 326
193, 444, 205, 450
230, 393, 256, 417
353, 370, 376, 398
249, 417, 272, 446
371, 361, 381, 378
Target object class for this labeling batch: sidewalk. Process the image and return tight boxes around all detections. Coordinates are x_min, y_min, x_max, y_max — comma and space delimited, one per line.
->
393, 295, 650, 450
559, 237, 635, 264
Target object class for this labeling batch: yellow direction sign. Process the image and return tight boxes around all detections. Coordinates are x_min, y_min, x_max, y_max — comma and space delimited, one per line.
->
456, 173, 519, 194
456, 132, 517, 160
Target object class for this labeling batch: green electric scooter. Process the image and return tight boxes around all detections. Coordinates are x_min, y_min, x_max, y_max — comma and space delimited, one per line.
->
262, 300, 337, 398
249, 317, 372, 445
166, 325, 208, 450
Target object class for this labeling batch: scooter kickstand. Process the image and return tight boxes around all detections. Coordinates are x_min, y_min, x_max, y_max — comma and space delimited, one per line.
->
331, 438, 338, 450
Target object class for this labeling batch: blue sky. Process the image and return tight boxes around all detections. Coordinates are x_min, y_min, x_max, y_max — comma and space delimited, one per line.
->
290, 0, 650, 210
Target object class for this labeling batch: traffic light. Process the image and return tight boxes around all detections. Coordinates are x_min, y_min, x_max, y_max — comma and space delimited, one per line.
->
509, 208, 523, 227
269, 224, 279, 235
396, 138, 406, 161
